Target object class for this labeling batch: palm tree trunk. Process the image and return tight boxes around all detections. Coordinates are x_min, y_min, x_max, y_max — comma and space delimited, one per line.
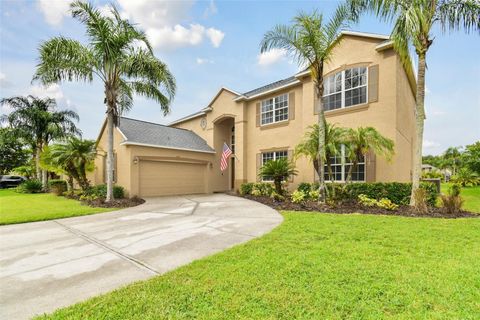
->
42, 169, 48, 189
35, 141, 42, 180
410, 53, 427, 206
106, 111, 115, 202
67, 175, 74, 193
316, 77, 326, 203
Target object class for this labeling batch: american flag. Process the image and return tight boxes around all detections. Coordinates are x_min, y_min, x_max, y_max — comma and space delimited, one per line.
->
220, 142, 233, 171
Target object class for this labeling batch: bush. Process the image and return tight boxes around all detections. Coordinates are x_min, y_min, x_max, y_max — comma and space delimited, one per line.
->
358, 194, 398, 211
48, 179, 67, 195
270, 190, 285, 201
291, 190, 307, 203
451, 168, 480, 187
252, 183, 274, 197
297, 182, 312, 194
83, 184, 125, 199
412, 188, 428, 214
239, 183, 254, 195
16, 179, 43, 194
441, 184, 464, 214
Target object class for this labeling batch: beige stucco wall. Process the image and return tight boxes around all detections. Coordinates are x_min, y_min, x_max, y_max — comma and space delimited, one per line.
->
173, 34, 416, 191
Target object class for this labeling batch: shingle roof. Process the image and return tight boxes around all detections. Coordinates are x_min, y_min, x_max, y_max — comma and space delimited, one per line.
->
242, 76, 298, 98
118, 117, 214, 153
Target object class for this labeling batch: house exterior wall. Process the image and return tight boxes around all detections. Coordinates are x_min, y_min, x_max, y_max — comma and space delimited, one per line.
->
173, 34, 416, 191
92, 124, 215, 197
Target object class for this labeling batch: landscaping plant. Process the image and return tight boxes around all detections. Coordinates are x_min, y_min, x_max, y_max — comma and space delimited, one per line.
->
412, 188, 428, 214
451, 168, 479, 187
441, 184, 464, 214
16, 180, 43, 194
48, 179, 67, 196
258, 158, 297, 195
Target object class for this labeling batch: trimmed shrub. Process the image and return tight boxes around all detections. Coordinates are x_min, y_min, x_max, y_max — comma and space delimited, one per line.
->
239, 183, 254, 195
291, 190, 307, 203
420, 182, 439, 207
297, 182, 312, 194
48, 179, 67, 195
16, 179, 43, 194
252, 183, 274, 197
358, 194, 399, 211
84, 184, 125, 199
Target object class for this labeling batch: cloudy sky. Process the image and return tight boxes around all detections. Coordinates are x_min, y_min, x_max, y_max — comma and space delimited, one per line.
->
0, 0, 479, 155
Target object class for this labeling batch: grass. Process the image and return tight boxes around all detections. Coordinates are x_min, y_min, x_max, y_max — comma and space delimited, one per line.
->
37, 212, 480, 320
441, 183, 480, 213
0, 189, 114, 225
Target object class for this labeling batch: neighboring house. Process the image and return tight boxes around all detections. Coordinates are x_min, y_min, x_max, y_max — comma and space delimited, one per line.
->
91, 31, 416, 197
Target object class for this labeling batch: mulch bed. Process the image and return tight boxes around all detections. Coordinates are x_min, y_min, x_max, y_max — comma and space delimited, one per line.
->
64, 194, 145, 208
241, 195, 478, 219
85, 196, 145, 208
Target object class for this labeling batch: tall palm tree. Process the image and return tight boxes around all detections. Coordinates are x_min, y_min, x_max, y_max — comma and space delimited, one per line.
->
46, 138, 97, 191
33, 1, 176, 201
343, 127, 395, 182
346, 0, 480, 204
294, 121, 347, 181
0, 95, 80, 187
260, 6, 352, 203
443, 146, 462, 175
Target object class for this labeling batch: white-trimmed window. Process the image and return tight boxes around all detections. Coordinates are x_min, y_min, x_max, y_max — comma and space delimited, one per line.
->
323, 145, 365, 182
261, 93, 289, 125
323, 66, 367, 111
261, 150, 288, 181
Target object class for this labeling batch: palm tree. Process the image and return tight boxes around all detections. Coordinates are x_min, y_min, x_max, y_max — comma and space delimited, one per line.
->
0, 95, 80, 187
48, 138, 97, 191
33, 1, 176, 201
259, 158, 298, 195
346, 0, 480, 204
342, 127, 395, 182
295, 121, 347, 181
260, 5, 352, 203
443, 146, 462, 175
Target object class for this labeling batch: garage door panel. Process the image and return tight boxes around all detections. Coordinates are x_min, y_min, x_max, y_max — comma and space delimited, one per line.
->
139, 161, 206, 197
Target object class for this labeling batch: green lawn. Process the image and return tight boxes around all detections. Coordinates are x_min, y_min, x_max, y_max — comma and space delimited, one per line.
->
37, 212, 480, 320
0, 189, 114, 225
441, 183, 480, 213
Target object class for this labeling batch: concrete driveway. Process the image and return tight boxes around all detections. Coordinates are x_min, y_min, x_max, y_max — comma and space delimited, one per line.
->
0, 194, 282, 319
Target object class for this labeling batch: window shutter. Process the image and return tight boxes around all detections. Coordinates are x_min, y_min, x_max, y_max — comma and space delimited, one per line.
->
368, 65, 379, 103
256, 102, 261, 127
289, 92, 295, 120
365, 151, 376, 182
256, 153, 262, 181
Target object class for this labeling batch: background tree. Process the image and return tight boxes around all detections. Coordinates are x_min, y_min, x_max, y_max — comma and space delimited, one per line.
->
260, 5, 352, 202
347, 0, 480, 204
33, 1, 176, 201
0, 96, 80, 187
462, 141, 480, 175
0, 128, 30, 175
443, 146, 462, 175
294, 121, 346, 181
342, 127, 394, 182
259, 158, 298, 194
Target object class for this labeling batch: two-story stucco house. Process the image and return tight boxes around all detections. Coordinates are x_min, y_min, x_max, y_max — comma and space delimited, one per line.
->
91, 31, 416, 197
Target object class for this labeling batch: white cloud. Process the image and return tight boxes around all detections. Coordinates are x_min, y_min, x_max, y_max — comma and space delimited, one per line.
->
206, 28, 224, 48
257, 49, 287, 66
116, 0, 225, 50
203, 0, 218, 18
28, 84, 75, 111
196, 58, 214, 65
37, 0, 72, 26
424, 140, 441, 148
0, 72, 12, 88
147, 24, 205, 49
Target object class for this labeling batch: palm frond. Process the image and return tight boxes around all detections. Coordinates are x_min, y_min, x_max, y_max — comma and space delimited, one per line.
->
33, 37, 97, 84
436, 0, 480, 34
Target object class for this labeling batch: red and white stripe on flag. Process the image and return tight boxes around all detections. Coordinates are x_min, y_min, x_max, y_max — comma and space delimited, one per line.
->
220, 142, 233, 171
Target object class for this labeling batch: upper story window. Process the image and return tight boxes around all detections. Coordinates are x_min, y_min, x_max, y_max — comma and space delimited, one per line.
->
323, 66, 367, 111
261, 93, 288, 125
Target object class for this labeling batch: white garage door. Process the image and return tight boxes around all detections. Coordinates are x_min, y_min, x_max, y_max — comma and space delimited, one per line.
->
139, 161, 206, 197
